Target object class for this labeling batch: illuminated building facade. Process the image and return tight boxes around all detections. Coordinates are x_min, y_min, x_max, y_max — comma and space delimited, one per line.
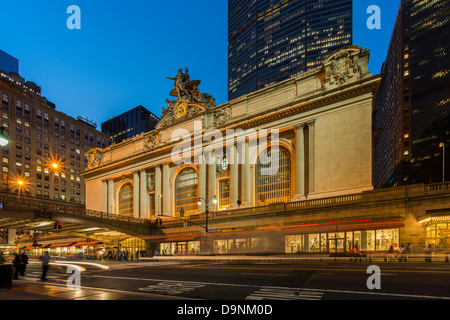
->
101, 105, 160, 144
373, 0, 450, 188
0, 69, 110, 204
228, 0, 353, 101
84, 46, 440, 255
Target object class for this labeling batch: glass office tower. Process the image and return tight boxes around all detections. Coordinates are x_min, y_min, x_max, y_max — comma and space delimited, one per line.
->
228, 0, 353, 101
0, 49, 19, 74
373, 0, 450, 187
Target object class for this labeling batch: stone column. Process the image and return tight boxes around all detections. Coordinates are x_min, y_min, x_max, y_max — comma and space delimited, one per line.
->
162, 164, 171, 216
293, 124, 306, 201
242, 139, 251, 206
133, 171, 140, 218
108, 179, 115, 214
308, 120, 316, 196
230, 143, 239, 208
102, 180, 108, 213
140, 170, 148, 219
155, 165, 162, 216
198, 157, 207, 212
208, 150, 217, 211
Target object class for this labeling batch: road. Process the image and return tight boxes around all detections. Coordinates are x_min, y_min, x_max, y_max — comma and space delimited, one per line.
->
18, 258, 450, 301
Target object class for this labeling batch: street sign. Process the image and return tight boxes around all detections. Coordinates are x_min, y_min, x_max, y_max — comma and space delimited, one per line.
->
35, 210, 53, 220
0, 203, 3, 210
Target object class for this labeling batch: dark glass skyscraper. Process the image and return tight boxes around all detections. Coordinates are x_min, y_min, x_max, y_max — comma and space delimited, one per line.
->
101, 105, 160, 144
228, 0, 353, 101
0, 49, 19, 74
373, 0, 450, 188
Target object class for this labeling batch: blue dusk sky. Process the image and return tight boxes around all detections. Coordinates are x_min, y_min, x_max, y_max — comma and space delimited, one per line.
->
0, 0, 400, 127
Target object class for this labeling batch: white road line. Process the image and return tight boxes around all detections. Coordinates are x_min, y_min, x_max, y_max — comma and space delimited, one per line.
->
90, 275, 450, 300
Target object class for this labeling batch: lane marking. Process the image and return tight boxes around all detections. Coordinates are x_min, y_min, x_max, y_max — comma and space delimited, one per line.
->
91, 275, 450, 300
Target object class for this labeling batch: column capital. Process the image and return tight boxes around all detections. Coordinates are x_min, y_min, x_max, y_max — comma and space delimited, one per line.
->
307, 119, 316, 127
293, 123, 307, 130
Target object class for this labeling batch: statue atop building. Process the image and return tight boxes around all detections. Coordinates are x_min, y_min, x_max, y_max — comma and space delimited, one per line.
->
158, 68, 216, 129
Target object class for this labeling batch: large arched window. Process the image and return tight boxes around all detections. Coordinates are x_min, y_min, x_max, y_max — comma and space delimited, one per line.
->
119, 183, 133, 217
175, 167, 199, 217
255, 145, 292, 206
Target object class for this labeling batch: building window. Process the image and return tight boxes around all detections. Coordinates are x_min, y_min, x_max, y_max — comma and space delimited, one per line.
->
175, 167, 199, 217
119, 182, 134, 217
255, 146, 291, 206
218, 178, 230, 209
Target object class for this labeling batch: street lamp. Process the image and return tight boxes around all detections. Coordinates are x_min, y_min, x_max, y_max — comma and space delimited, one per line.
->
197, 196, 217, 254
439, 142, 445, 183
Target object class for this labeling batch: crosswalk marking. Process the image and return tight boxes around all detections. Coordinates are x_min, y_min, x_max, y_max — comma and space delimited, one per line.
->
246, 287, 324, 301
19, 271, 68, 283
139, 280, 205, 295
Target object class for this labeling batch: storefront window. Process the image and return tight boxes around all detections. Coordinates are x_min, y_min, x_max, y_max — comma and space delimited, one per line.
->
425, 222, 450, 251
285, 228, 400, 253
376, 229, 399, 251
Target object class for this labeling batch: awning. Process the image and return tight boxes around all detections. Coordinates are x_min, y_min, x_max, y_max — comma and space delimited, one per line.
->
282, 219, 405, 235
160, 236, 200, 243
50, 242, 76, 248
71, 241, 102, 247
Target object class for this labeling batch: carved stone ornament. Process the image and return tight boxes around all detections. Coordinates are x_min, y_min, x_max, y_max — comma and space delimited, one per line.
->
144, 133, 160, 151
146, 171, 155, 192
322, 47, 362, 91
85, 148, 104, 169
213, 106, 231, 128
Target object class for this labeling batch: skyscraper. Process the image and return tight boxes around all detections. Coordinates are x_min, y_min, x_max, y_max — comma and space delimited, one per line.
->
101, 105, 160, 144
0, 49, 19, 74
373, 0, 450, 188
228, 0, 353, 101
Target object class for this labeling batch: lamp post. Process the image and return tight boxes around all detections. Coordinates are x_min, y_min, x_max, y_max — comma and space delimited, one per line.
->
440, 142, 445, 183
197, 196, 217, 255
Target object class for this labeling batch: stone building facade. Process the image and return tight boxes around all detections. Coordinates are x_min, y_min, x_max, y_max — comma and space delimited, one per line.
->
82, 46, 450, 255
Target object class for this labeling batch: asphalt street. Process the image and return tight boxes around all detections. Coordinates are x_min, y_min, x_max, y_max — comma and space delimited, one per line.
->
14, 259, 450, 301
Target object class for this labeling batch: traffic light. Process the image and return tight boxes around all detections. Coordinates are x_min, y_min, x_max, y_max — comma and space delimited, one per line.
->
58, 223, 62, 229
156, 218, 163, 226
54, 222, 62, 229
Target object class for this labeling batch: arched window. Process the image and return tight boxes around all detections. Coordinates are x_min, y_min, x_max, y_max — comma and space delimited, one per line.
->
119, 183, 133, 217
255, 145, 291, 206
175, 167, 199, 217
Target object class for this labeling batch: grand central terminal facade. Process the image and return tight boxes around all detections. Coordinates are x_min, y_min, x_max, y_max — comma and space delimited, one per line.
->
82, 46, 450, 256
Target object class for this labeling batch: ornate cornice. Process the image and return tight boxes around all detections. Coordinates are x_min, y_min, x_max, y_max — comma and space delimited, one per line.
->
82, 75, 381, 179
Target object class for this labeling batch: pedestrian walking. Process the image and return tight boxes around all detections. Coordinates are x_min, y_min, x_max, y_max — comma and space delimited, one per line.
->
0, 252, 6, 265
19, 251, 29, 276
387, 246, 394, 262
12, 253, 21, 279
398, 244, 405, 262
424, 244, 433, 262
40, 251, 51, 281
